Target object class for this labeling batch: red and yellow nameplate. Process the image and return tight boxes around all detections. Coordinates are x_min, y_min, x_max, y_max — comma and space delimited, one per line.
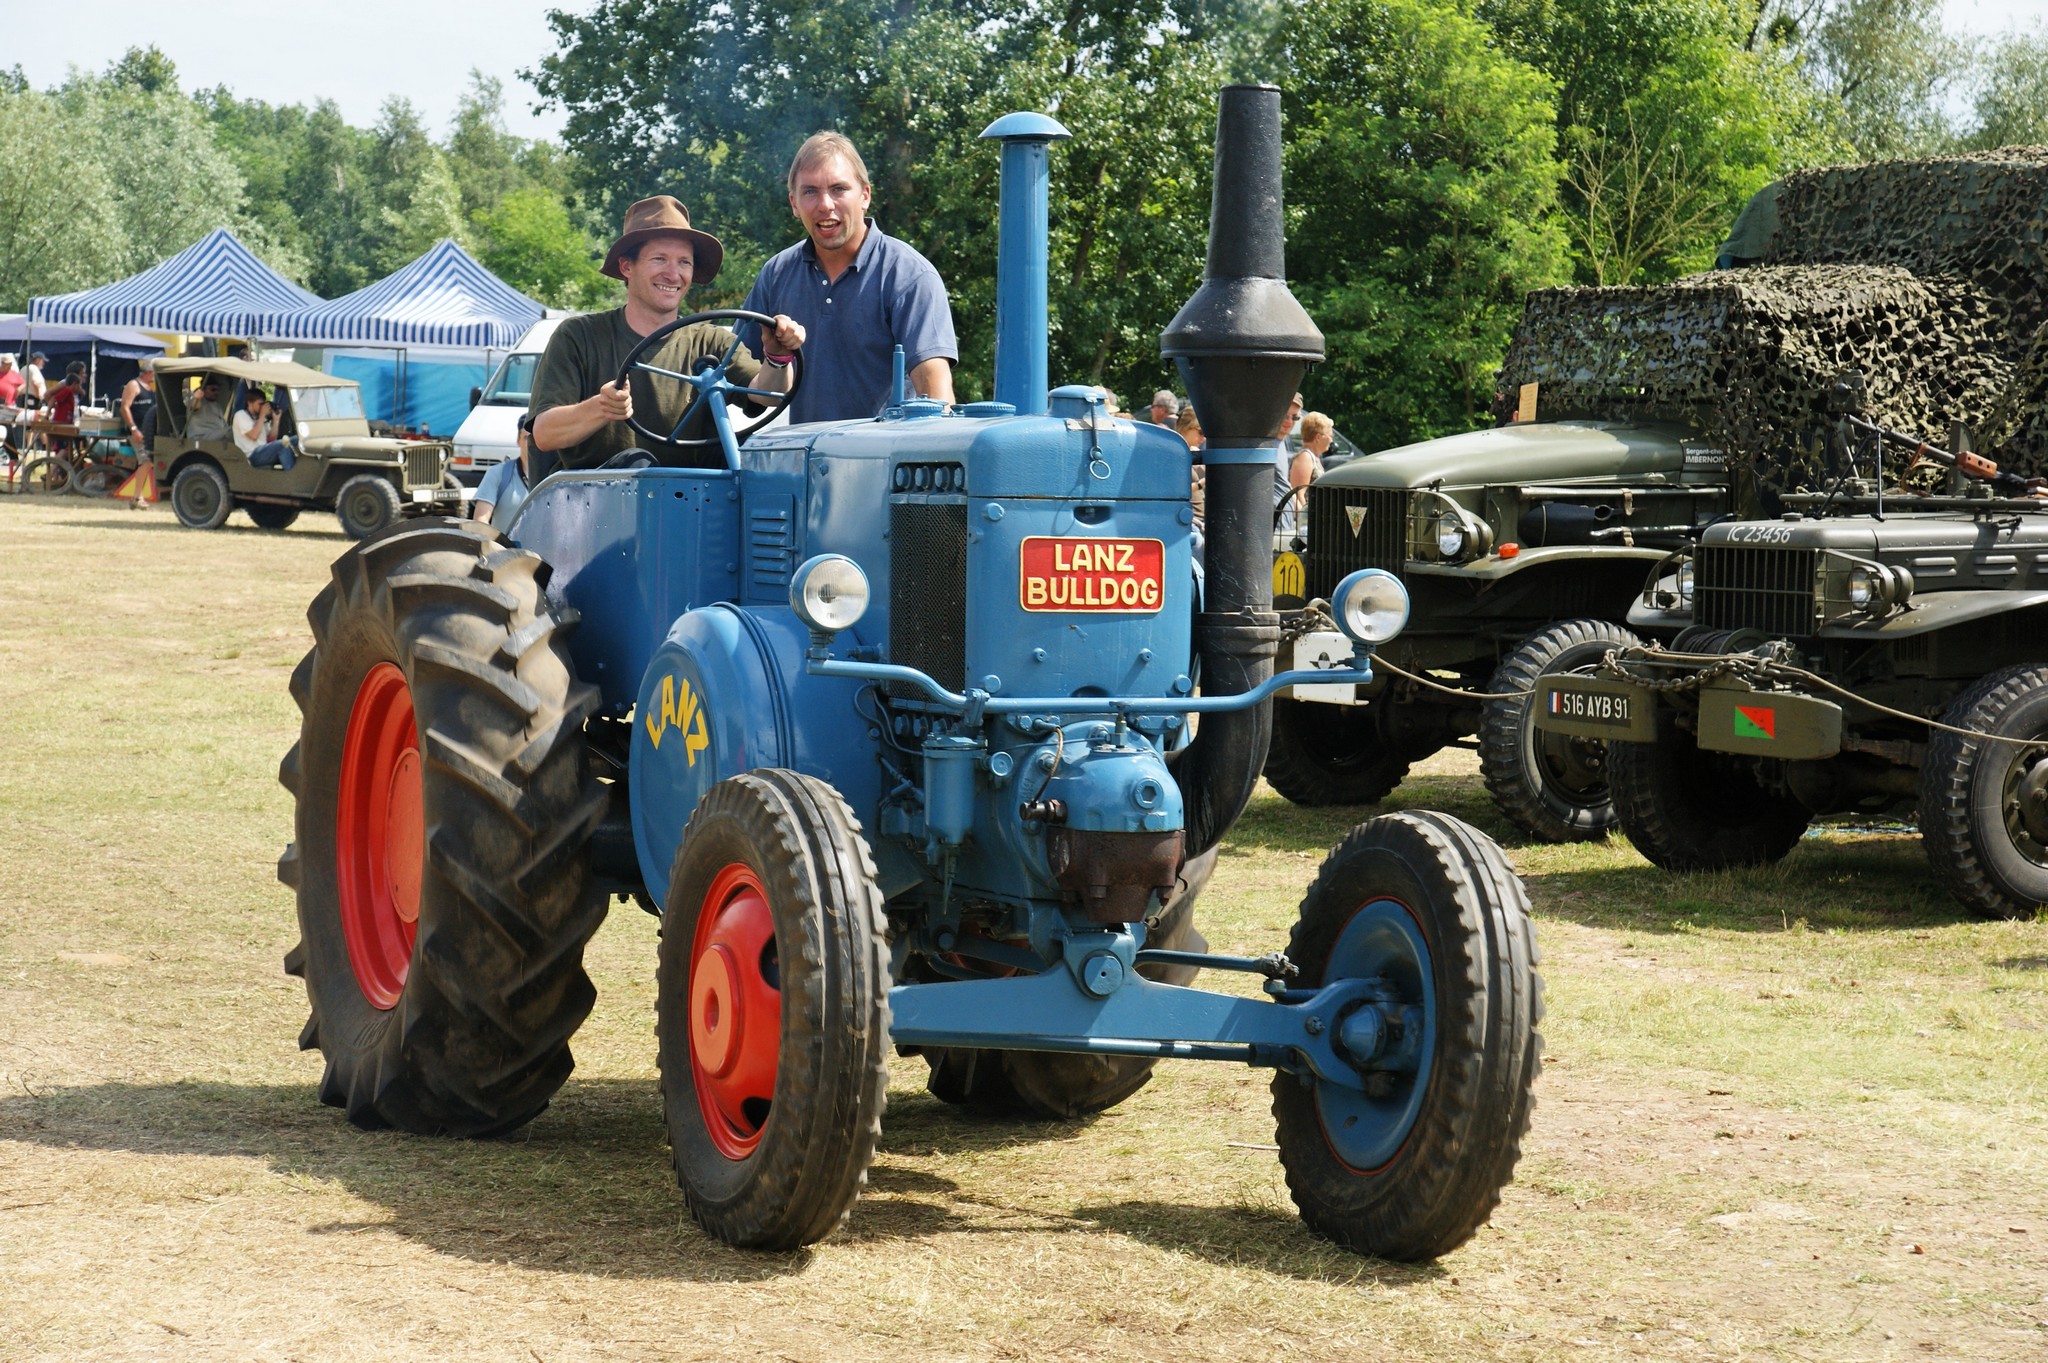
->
1019, 536, 1164, 612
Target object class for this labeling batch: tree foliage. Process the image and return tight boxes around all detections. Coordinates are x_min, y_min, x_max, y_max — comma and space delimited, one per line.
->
1284, 0, 1570, 445
1970, 26, 2048, 150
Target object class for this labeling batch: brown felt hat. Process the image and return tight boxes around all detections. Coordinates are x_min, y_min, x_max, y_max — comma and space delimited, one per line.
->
601, 195, 724, 283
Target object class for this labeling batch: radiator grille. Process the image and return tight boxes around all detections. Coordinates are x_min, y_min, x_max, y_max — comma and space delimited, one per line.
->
1306, 486, 1408, 599
889, 499, 968, 693
403, 447, 442, 490
1696, 545, 1821, 636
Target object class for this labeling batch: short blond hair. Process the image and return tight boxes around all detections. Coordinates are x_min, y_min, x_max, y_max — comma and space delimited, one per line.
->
788, 132, 871, 196
1176, 405, 1202, 439
1301, 411, 1334, 443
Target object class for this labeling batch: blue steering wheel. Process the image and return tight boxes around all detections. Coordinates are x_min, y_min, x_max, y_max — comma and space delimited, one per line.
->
615, 309, 804, 465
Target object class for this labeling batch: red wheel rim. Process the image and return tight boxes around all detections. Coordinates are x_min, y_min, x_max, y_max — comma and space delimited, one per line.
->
335, 663, 422, 1010
690, 863, 780, 1159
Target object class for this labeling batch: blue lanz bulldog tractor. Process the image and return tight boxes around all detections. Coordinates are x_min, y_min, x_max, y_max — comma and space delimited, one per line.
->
279, 86, 1541, 1258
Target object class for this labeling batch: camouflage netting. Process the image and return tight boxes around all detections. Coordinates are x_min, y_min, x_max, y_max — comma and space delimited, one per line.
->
1495, 148, 2048, 487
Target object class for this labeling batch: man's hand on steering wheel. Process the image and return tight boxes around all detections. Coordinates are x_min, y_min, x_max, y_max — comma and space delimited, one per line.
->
614, 308, 807, 459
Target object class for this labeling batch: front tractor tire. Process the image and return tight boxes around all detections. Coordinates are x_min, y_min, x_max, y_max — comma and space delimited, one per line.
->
1264, 696, 1424, 808
658, 770, 892, 1250
1480, 619, 1642, 843
1273, 811, 1541, 1261
280, 519, 608, 1136
1607, 706, 1811, 871
1921, 664, 2048, 920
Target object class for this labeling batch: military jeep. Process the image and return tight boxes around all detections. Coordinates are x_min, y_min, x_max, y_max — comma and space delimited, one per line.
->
150, 357, 462, 538
1534, 462, 2048, 920
1272, 417, 1741, 842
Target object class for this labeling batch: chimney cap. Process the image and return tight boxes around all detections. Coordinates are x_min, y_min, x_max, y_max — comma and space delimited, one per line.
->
980, 112, 1071, 143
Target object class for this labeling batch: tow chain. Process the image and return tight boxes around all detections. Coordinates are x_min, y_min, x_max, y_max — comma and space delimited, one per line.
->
1283, 600, 1536, 701
1598, 643, 2046, 748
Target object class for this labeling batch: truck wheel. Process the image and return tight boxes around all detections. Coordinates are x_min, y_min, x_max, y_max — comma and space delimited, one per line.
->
1272, 810, 1541, 1261
336, 474, 403, 540
171, 462, 231, 528
280, 521, 609, 1136
1920, 663, 2048, 920
1263, 697, 1417, 807
1479, 620, 1641, 843
658, 770, 891, 1249
1606, 707, 1810, 870
244, 502, 300, 530
921, 847, 1218, 1118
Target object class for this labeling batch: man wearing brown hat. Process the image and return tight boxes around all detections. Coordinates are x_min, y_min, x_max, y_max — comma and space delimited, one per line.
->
529, 195, 806, 471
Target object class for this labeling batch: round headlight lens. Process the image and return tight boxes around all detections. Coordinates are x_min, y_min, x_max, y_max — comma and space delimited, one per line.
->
1847, 566, 1875, 608
1675, 560, 1695, 603
1332, 569, 1410, 645
1434, 513, 1468, 559
790, 554, 871, 634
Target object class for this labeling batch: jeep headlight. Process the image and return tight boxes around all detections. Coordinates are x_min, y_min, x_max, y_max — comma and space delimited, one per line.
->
1331, 569, 1410, 645
1676, 560, 1695, 604
790, 554, 870, 634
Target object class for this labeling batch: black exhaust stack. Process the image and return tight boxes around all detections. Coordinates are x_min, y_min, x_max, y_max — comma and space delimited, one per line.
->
1162, 84, 1325, 858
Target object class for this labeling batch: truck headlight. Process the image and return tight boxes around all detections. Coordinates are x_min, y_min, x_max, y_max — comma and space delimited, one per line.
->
1433, 513, 1468, 559
1331, 569, 1409, 645
790, 554, 871, 634
1676, 560, 1695, 603
1847, 566, 1876, 607
1847, 563, 1913, 614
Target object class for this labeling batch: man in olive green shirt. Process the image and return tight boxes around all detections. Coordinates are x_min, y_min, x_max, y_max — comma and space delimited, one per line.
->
531, 196, 806, 471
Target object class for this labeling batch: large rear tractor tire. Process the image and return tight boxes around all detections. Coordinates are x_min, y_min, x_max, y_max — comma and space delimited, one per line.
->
658, 770, 892, 1249
336, 473, 404, 540
171, 462, 231, 528
280, 519, 608, 1136
1272, 810, 1541, 1261
920, 847, 1218, 1118
1920, 664, 2048, 920
1607, 706, 1811, 871
1263, 696, 1424, 808
1479, 619, 1641, 843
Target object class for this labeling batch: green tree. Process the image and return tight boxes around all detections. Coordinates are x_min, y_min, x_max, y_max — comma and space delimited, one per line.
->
447, 72, 529, 220
1285, 0, 1570, 445
1970, 27, 2048, 149
106, 45, 180, 94
0, 88, 125, 310
1744, 0, 1968, 156
363, 99, 471, 274
473, 186, 614, 308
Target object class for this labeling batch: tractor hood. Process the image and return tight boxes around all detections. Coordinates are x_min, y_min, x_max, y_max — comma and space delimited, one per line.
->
1319, 420, 1703, 491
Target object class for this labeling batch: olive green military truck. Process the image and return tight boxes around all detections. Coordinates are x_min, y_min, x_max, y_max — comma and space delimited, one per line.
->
1533, 422, 2048, 920
150, 357, 462, 538
1272, 146, 2048, 843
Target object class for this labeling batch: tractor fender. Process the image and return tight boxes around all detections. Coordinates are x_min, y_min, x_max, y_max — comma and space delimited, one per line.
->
629, 604, 794, 912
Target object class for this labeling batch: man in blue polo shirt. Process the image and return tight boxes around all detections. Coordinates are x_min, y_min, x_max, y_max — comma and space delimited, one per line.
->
740, 132, 958, 424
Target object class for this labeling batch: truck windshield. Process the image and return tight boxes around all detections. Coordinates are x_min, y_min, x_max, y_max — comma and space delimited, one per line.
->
481, 353, 541, 405
293, 387, 367, 421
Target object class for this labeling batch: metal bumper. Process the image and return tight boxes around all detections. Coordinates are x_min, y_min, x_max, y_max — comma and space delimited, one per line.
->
1534, 673, 1845, 760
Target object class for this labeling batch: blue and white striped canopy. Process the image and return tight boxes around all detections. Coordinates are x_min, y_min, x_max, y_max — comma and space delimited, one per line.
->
29, 227, 320, 336
258, 239, 544, 348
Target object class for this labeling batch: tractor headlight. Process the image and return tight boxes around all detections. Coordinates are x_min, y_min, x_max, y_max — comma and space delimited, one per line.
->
1331, 569, 1410, 646
1433, 513, 1468, 559
1676, 560, 1695, 604
790, 554, 871, 635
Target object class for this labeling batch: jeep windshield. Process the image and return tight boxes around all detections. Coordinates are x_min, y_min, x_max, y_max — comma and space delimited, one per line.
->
292, 386, 367, 421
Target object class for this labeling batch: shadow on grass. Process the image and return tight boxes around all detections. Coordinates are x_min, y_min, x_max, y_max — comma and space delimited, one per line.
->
68, 516, 351, 542
0, 1073, 1366, 1278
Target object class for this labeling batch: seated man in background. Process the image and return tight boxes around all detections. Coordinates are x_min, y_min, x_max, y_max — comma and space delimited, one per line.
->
185, 376, 233, 441
233, 386, 296, 470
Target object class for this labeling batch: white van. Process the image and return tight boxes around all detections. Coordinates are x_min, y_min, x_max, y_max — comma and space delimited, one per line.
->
449, 315, 566, 485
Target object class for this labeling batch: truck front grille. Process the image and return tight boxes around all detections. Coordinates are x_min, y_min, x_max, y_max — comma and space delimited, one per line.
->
889, 494, 967, 694
1306, 486, 1407, 599
1696, 545, 1821, 636
404, 447, 442, 490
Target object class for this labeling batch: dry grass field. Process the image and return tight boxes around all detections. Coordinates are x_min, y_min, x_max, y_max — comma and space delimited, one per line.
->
2, 494, 2045, 1362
